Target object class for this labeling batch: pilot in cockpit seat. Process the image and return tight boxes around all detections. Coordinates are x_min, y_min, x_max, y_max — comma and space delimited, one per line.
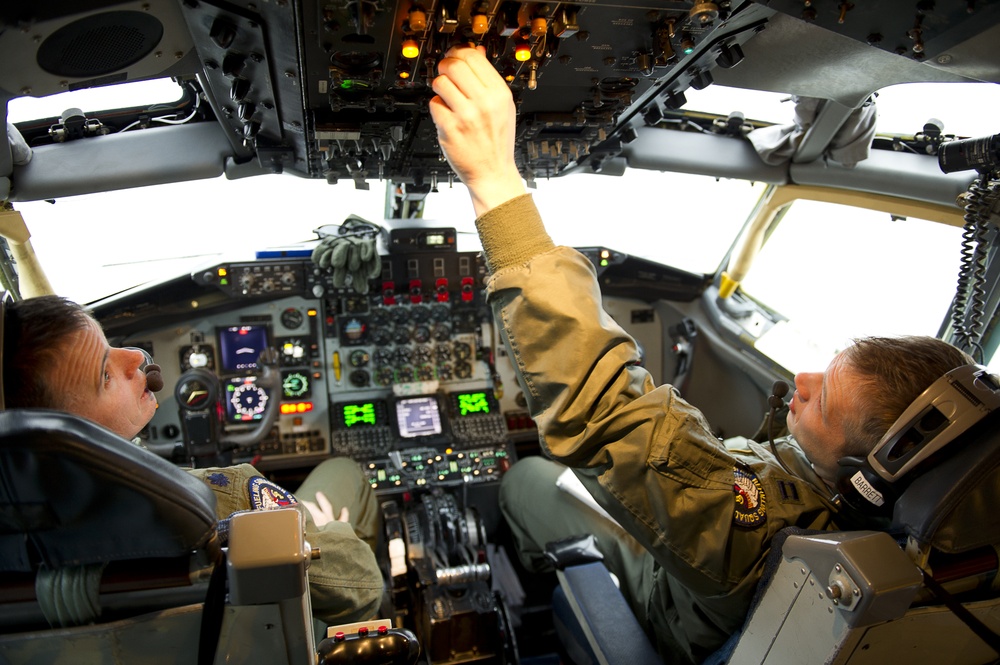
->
1, 293, 385, 627
427, 45, 989, 665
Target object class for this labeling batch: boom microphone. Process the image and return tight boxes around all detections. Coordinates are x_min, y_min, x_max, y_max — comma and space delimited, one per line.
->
768, 380, 789, 410
145, 363, 164, 393
767, 380, 796, 477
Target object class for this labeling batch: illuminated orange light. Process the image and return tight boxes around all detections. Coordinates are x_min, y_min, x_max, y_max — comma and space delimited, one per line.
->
471, 14, 488, 34
409, 9, 427, 31
399, 70, 411, 79
402, 39, 420, 59
281, 402, 314, 414
514, 43, 532, 62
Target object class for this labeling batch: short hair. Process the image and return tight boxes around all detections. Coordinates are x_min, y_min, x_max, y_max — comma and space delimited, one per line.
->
3, 295, 94, 410
840, 336, 975, 456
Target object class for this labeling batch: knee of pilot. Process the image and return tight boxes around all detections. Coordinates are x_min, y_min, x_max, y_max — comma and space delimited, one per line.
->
315, 457, 368, 487
499, 456, 554, 515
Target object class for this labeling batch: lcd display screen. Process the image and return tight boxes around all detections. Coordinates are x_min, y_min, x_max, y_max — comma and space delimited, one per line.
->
454, 391, 492, 416
224, 376, 269, 422
335, 401, 387, 429
218, 325, 270, 372
395, 396, 443, 439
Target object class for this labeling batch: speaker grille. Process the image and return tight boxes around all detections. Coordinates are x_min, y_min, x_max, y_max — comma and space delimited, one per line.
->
37, 11, 164, 78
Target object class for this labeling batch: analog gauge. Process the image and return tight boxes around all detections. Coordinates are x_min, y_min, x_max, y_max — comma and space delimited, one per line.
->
373, 348, 394, 367
413, 345, 432, 364
430, 304, 450, 321
455, 361, 472, 379
372, 328, 393, 346
230, 382, 268, 418
175, 374, 216, 410
349, 349, 371, 367
375, 367, 395, 386
436, 364, 453, 381
411, 305, 430, 322
432, 323, 450, 342
436, 345, 452, 362
281, 307, 304, 330
391, 307, 410, 325
282, 371, 310, 398
413, 325, 431, 344
341, 318, 366, 343
454, 341, 472, 360
393, 328, 411, 345
180, 344, 215, 371
417, 364, 435, 381
371, 308, 392, 327
394, 346, 413, 365
350, 369, 370, 387
396, 366, 414, 383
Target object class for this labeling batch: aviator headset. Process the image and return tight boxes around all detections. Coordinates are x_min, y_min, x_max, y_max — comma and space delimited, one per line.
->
833, 363, 1000, 517
0, 292, 164, 412
768, 363, 1000, 517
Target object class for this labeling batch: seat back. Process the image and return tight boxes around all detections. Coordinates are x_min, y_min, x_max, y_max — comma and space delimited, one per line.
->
550, 410, 1000, 664
0, 408, 219, 573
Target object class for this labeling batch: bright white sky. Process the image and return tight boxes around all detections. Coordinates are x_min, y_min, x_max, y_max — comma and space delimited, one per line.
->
7, 78, 1000, 370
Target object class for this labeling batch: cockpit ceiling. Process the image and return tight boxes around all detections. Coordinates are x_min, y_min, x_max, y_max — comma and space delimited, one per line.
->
1, 0, 998, 189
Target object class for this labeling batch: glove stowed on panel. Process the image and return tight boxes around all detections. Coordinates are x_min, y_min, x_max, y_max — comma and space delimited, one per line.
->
310, 234, 381, 294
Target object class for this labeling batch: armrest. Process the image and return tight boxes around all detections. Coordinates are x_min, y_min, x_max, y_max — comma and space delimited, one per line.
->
553, 561, 661, 665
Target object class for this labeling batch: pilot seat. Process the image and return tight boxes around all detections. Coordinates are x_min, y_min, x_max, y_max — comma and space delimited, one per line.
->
0, 409, 417, 665
548, 383, 1000, 665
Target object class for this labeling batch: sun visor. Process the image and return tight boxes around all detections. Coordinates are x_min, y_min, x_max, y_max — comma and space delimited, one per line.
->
621, 127, 788, 185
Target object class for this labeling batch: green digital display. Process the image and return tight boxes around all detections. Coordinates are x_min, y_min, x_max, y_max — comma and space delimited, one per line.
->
343, 402, 376, 427
457, 392, 490, 417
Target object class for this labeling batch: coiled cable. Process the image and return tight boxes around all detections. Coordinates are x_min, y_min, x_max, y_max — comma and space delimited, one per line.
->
952, 174, 1000, 362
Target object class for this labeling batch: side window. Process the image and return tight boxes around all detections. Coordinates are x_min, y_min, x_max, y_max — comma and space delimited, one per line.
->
737, 199, 964, 372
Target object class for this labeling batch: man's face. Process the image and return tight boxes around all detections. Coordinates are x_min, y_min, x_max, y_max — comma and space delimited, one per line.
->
785, 352, 862, 482
45, 318, 158, 439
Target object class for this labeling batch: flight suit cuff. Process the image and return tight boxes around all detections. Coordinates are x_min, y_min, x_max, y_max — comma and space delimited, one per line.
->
475, 194, 555, 273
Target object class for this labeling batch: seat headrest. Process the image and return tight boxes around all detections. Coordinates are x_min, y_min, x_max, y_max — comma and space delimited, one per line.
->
892, 409, 1000, 553
0, 409, 219, 572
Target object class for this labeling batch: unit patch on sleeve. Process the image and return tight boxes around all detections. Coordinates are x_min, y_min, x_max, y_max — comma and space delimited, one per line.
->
248, 476, 299, 510
733, 466, 767, 528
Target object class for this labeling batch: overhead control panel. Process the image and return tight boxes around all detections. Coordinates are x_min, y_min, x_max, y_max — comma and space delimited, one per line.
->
8, 1, 998, 191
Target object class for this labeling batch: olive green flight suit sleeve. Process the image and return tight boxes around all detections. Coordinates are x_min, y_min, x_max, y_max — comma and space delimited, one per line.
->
477, 195, 836, 655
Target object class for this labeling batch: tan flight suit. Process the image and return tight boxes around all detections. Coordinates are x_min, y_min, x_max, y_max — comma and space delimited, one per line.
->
187, 458, 383, 626
480, 195, 840, 664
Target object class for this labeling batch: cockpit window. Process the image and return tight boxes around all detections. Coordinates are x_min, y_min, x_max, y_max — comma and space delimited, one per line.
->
740, 199, 964, 371
6, 77, 185, 124
425, 171, 764, 275
871, 82, 1000, 139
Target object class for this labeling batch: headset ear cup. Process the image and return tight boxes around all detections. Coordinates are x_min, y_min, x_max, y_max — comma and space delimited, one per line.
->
836, 456, 897, 517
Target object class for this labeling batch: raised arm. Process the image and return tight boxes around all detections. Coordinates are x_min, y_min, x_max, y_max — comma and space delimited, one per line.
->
429, 46, 526, 218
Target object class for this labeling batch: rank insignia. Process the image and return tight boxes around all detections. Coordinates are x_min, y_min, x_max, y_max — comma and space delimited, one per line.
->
206, 472, 230, 487
248, 476, 298, 510
733, 466, 767, 528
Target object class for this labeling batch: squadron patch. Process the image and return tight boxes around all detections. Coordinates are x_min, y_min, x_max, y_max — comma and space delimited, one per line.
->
248, 476, 298, 510
733, 466, 767, 528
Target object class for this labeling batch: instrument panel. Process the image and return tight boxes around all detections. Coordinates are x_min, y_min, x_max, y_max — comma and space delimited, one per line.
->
105, 232, 524, 495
